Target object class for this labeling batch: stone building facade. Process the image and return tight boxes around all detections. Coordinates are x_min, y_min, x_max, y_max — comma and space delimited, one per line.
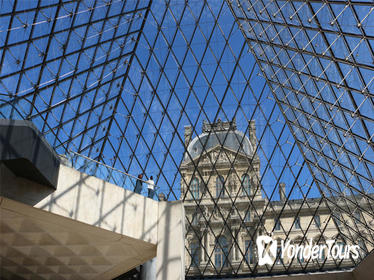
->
180, 119, 372, 276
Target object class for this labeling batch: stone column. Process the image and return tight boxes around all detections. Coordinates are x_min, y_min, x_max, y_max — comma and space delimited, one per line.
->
201, 231, 205, 262
156, 201, 185, 280
232, 228, 237, 261
238, 233, 242, 262
206, 231, 210, 264
233, 240, 237, 261
141, 258, 156, 280
236, 229, 240, 261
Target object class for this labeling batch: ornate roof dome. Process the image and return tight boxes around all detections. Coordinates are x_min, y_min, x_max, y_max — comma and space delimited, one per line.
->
184, 119, 253, 161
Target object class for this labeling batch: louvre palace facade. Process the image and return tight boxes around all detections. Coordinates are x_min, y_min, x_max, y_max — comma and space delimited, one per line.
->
180, 119, 372, 276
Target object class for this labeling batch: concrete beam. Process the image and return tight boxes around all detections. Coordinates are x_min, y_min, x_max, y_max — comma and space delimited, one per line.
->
0, 119, 60, 188
0, 196, 155, 279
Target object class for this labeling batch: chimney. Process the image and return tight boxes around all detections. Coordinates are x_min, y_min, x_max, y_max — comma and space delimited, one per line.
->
279, 182, 286, 201
184, 125, 192, 147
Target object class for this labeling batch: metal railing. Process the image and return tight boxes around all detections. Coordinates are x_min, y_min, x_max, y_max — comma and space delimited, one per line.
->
65, 150, 162, 200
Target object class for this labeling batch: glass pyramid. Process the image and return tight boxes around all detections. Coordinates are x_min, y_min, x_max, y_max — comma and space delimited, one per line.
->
0, 0, 373, 278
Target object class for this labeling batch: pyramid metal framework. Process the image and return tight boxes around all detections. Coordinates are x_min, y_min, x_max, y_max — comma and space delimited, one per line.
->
0, 0, 373, 278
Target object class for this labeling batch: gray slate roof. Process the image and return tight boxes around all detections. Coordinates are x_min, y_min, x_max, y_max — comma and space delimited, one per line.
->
184, 130, 252, 161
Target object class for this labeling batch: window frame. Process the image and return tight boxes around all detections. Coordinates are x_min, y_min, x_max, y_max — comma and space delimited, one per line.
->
314, 215, 321, 228
215, 236, 228, 268
216, 175, 225, 198
190, 241, 200, 268
191, 177, 200, 199
274, 218, 281, 231
241, 173, 251, 196
245, 239, 254, 264
244, 210, 251, 222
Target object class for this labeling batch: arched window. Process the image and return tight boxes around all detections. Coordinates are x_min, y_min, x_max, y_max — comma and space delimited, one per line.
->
241, 174, 250, 196
191, 177, 199, 199
190, 241, 200, 267
320, 246, 326, 261
316, 235, 326, 261
244, 210, 251, 222
314, 215, 321, 228
276, 241, 283, 265
215, 236, 228, 268
216, 176, 224, 198
294, 237, 304, 263
274, 218, 281, 231
245, 240, 254, 264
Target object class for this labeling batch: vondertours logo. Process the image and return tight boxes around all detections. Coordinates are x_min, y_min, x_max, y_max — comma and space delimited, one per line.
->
256, 235, 360, 266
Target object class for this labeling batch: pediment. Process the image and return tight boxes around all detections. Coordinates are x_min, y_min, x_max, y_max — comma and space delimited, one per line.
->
183, 145, 250, 167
